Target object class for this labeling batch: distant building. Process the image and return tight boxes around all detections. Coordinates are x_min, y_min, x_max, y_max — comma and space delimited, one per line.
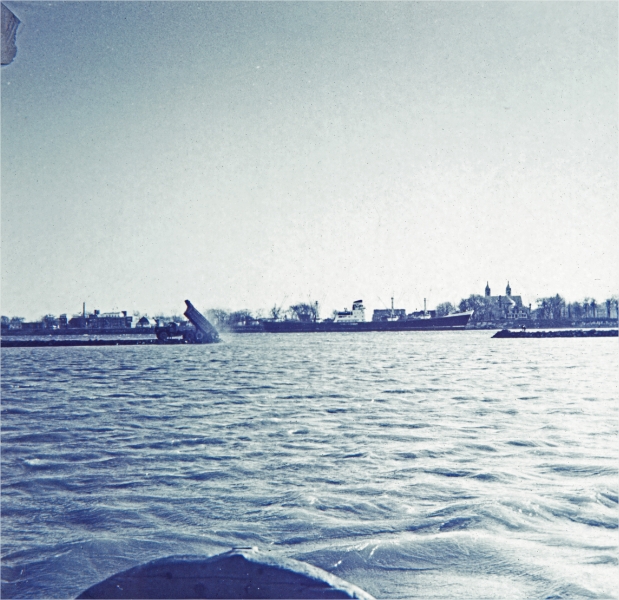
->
484, 282, 530, 320
20, 321, 46, 332
136, 316, 156, 328
68, 309, 133, 329
8, 317, 24, 330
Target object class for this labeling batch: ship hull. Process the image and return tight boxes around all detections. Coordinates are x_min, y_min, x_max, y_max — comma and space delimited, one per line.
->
261, 312, 472, 332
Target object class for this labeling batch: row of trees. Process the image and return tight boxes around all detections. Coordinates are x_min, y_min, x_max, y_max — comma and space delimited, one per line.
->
451, 294, 618, 323
435, 302, 457, 317
3, 315, 62, 325
1, 315, 60, 328
2, 316, 24, 327
534, 295, 618, 321
205, 302, 321, 328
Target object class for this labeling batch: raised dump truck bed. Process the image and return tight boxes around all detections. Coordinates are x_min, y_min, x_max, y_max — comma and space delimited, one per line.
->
155, 300, 219, 344
183, 300, 220, 343
154, 300, 220, 343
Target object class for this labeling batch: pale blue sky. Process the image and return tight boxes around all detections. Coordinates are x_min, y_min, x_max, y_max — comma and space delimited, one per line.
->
2, 1, 617, 319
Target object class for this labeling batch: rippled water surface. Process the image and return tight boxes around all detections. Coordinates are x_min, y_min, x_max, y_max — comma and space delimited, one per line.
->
1, 331, 617, 598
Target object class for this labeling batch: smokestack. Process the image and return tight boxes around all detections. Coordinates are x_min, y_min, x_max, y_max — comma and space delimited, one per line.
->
83, 302, 86, 317
424, 298, 427, 314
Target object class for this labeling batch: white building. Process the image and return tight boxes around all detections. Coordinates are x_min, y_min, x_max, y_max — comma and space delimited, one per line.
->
334, 300, 366, 323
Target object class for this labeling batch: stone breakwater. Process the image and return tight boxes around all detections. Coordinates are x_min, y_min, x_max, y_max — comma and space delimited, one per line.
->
493, 329, 618, 338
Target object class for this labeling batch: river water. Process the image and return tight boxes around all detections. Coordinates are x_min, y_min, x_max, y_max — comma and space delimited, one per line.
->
1, 331, 617, 599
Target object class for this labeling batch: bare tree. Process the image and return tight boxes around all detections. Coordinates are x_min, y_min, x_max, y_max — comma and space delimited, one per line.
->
568, 301, 583, 319
270, 305, 283, 320
229, 310, 254, 325
206, 309, 231, 327
536, 295, 565, 320
458, 295, 492, 322
42, 314, 58, 328
590, 298, 597, 318
9, 316, 25, 328
605, 295, 619, 319
582, 297, 592, 318
289, 301, 320, 322
310, 301, 320, 322
436, 302, 456, 317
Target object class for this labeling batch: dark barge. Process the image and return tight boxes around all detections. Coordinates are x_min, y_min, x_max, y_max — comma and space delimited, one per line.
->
260, 310, 473, 333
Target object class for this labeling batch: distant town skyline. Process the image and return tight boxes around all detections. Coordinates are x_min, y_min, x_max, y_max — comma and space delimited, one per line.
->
2, 2, 617, 320
2, 279, 616, 323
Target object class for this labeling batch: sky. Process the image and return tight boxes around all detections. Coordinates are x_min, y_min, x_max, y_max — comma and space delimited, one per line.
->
1, 1, 617, 320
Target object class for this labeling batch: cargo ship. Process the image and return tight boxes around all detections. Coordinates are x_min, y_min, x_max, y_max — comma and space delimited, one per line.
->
261, 299, 473, 333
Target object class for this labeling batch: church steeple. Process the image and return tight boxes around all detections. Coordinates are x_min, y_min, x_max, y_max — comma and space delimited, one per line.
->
506, 281, 512, 296
485, 282, 491, 297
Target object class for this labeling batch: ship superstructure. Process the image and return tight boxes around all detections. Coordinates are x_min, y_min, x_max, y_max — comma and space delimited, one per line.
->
334, 300, 365, 323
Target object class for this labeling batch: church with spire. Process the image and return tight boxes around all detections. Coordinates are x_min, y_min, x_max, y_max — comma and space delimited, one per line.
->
483, 282, 529, 320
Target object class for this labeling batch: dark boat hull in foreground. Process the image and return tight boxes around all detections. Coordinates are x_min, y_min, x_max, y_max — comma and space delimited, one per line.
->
77, 548, 374, 599
262, 311, 473, 332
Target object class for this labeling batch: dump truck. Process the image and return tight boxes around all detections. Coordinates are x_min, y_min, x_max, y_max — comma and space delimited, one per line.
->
154, 300, 220, 343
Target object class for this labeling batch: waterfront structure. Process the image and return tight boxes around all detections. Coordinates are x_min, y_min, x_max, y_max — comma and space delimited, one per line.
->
483, 282, 529, 320
136, 316, 156, 328
68, 309, 133, 329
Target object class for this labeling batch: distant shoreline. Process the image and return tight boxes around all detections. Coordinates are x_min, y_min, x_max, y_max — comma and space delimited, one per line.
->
3, 318, 617, 338
2, 327, 618, 347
